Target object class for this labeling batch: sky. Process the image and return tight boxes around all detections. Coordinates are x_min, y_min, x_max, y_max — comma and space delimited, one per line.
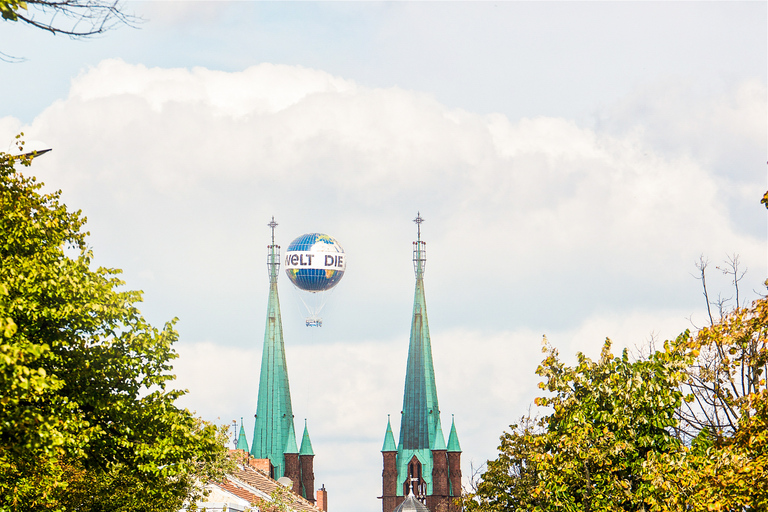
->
1, 2, 767, 511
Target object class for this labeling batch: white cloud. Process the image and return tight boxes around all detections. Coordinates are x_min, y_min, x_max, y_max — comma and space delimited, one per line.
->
1, 60, 765, 512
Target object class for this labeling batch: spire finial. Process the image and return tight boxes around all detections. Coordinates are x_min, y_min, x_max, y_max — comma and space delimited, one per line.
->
268, 216, 278, 245
266, 217, 280, 282
413, 212, 424, 241
412, 212, 426, 277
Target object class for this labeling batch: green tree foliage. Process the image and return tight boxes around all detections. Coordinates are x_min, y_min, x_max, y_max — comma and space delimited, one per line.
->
645, 296, 768, 512
466, 337, 691, 512
465, 293, 768, 511
0, 140, 231, 511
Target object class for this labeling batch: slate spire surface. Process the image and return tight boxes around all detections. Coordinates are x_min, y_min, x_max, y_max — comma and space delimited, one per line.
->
251, 217, 296, 479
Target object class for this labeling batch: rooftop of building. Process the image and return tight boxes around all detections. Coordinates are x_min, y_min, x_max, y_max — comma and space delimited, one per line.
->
197, 450, 325, 512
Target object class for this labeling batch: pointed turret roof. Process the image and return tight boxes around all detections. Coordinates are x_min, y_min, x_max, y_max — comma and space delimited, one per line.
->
236, 417, 249, 451
432, 415, 446, 451
299, 420, 314, 456
382, 415, 397, 452
251, 218, 296, 478
447, 416, 461, 452
284, 420, 299, 454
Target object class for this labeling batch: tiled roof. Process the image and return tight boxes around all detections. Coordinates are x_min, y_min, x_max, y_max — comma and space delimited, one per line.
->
230, 464, 322, 512
204, 450, 323, 512
201, 451, 322, 512
217, 479, 263, 505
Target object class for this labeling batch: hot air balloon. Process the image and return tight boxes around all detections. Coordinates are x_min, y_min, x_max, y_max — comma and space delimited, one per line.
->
284, 233, 346, 326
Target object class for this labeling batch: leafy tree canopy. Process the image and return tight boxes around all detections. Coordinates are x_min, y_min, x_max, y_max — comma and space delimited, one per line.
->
0, 137, 230, 511
465, 273, 768, 511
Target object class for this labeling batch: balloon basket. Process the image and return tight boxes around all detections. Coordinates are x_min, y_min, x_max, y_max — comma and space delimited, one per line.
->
305, 317, 323, 327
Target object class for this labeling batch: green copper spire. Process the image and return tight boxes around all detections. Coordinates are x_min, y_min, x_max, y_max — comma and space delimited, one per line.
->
299, 419, 315, 456
251, 217, 295, 478
397, 212, 441, 495
382, 415, 397, 452
236, 417, 249, 451
447, 415, 461, 452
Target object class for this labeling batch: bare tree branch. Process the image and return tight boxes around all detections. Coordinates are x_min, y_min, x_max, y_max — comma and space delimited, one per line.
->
2, 0, 140, 39
694, 256, 715, 327
717, 254, 747, 309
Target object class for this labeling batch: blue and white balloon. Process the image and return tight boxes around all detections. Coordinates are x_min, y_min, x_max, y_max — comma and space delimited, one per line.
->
284, 233, 346, 326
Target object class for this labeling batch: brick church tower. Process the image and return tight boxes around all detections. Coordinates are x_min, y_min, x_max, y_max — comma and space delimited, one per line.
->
243, 217, 316, 503
381, 214, 462, 512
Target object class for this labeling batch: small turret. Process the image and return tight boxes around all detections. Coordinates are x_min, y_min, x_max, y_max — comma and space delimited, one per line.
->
300, 420, 314, 455
432, 418, 446, 451
447, 416, 462, 501
382, 415, 397, 452
382, 415, 399, 512
447, 416, 461, 452
283, 421, 301, 496
300, 420, 316, 503
284, 421, 299, 454
236, 417, 249, 451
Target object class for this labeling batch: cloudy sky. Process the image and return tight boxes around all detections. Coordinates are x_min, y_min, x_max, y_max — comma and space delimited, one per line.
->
1, 2, 766, 511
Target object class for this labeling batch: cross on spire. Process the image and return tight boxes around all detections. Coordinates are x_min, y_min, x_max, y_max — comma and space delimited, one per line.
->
413, 212, 424, 241
268, 216, 278, 245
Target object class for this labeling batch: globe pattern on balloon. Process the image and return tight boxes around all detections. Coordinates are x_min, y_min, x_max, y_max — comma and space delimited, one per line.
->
284, 233, 345, 292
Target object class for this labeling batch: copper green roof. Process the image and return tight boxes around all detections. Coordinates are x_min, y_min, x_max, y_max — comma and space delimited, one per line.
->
236, 418, 249, 451
396, 215, 441, 495
299, 420, 314, 456
447, 416, 461, 452
399, 239, 439, 451
432, 415, 446, 451
251, 225, 295, 479
382, 415, 397, 452
284, 420, 299, 454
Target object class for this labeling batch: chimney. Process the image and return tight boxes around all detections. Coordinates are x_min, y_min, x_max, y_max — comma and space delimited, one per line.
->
316, 484, 328, 512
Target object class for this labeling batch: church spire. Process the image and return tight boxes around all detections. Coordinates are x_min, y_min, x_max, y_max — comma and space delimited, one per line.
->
251, 217, 295, 479
400, 212, 439, 450
396, 213, 441, 496
382, 214, 462, 512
